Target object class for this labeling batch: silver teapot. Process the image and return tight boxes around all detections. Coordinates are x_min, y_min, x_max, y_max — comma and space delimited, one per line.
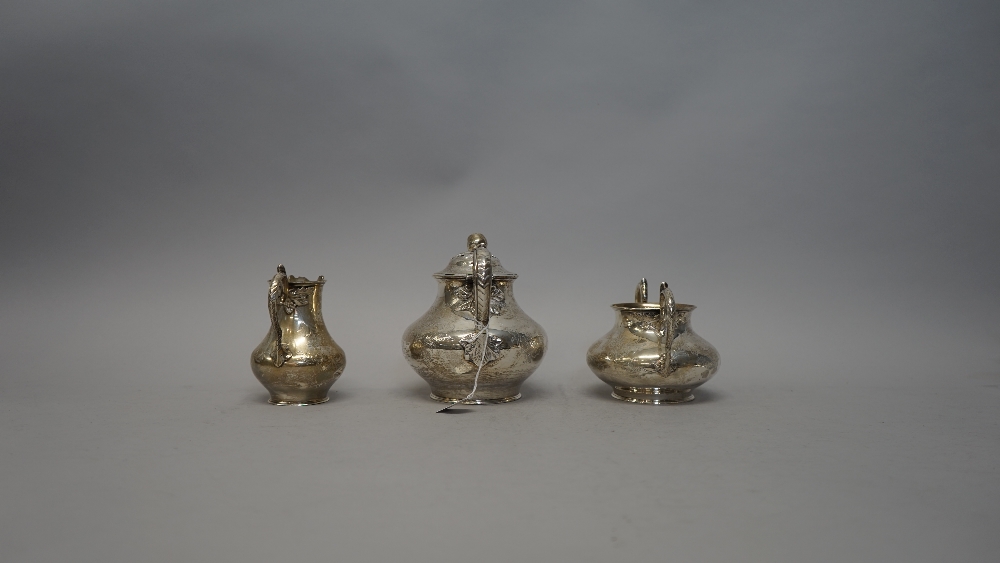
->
251, 265, 346, 405
587, 279, 719, 404
402, 234, 546, 404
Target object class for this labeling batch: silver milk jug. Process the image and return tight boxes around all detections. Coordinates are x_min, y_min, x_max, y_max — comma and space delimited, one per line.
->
251, 265, 346, 405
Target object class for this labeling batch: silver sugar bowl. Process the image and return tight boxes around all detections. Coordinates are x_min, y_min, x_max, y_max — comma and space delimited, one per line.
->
587, 278, 719, 404
402, 233, 547, 404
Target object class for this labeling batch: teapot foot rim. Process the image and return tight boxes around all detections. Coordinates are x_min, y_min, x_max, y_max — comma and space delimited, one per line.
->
267, 396, 330, 406
430, 392, 521, 405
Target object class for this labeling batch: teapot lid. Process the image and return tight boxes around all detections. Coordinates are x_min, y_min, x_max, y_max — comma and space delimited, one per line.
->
433, 233, 518, 280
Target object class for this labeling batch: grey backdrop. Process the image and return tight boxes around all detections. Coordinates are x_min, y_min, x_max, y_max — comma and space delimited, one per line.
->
2, 1, 999, 561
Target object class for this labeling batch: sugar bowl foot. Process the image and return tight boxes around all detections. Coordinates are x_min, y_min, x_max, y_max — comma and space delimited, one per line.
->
611, 386, 694, 404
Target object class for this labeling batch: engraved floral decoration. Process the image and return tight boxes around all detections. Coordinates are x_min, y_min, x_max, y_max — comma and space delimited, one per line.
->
460, 331, 503, 366
652, 354, 672, 373
267, 280, 310, 367
284, 286, 310, 313
624, 315, 661, 334
452, 280, 506, 366
453, 282, 505, 316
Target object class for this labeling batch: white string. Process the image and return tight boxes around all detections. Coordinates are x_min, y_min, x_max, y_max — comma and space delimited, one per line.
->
437, 321, 489, 412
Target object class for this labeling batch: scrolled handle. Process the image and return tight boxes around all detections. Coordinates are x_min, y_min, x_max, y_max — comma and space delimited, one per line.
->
468, 233, 493, 328
267, 264, 291, 367
658, 282, 676, 375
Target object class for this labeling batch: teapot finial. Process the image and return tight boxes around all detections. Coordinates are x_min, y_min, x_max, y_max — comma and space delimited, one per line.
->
467, 233, 488, 250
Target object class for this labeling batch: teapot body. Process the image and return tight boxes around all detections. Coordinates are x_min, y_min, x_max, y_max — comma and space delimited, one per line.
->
402, 234, 546, 403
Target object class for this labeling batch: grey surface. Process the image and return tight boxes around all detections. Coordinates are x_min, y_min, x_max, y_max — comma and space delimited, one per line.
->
2, 1, 999, 561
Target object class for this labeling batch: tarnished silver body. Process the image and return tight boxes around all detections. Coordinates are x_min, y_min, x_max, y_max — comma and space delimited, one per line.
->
402, 234, 546, 404
251, 266, 346, 405
587, 279, 719, 404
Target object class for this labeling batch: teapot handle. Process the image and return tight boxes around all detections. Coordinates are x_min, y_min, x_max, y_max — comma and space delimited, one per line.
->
468, 234, 493, 328
658, 282, 676, 375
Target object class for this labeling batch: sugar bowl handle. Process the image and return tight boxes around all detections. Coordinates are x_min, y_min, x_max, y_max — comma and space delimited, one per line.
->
659, 282, 676, 374
635, 278, 676, 374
